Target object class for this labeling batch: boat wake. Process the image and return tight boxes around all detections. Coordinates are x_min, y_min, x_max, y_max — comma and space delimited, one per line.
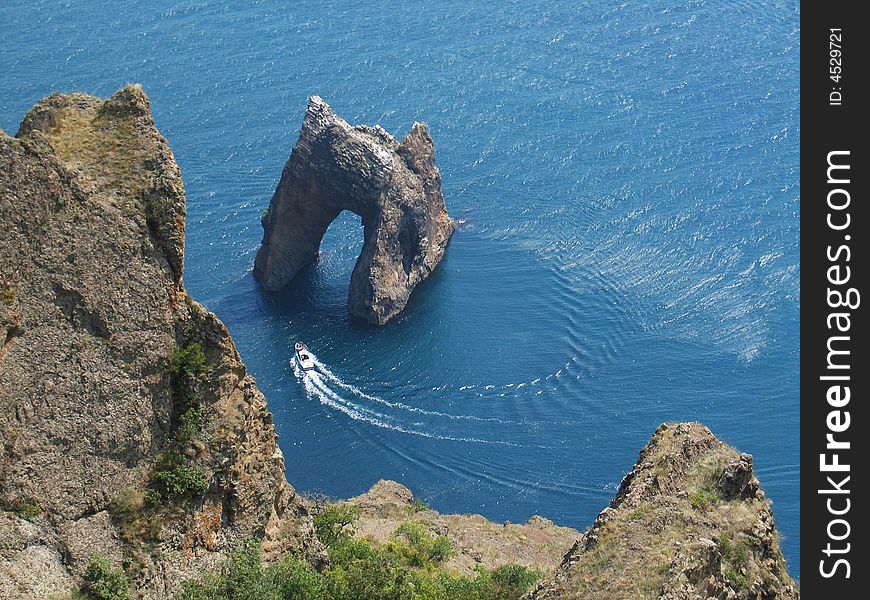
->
293, 353, 522, 445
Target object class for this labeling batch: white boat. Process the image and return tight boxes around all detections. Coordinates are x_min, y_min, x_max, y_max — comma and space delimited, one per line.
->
294, 341, 315, 371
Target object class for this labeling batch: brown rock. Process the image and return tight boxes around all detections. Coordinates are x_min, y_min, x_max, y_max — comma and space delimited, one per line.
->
253, 97, 456, 324
716, 453, 760, 500
526, 423, 798, 600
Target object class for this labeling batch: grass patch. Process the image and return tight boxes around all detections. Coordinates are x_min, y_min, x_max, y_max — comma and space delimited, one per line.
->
721, 533, 751, 589
624, 502, 653, 522
45, 107, 147, 196
1, 288, 14, 306
721, 534, 749, 566
12, 501, 42, 521
688, 488, 719, 510
109, 488, 169, 544
687, 454, 725, 511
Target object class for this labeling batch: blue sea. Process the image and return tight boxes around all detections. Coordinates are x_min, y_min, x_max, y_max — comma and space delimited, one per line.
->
2, 0, 800, 576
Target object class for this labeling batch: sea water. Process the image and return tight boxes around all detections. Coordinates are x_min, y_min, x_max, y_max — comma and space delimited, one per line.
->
1, 0, 800, 575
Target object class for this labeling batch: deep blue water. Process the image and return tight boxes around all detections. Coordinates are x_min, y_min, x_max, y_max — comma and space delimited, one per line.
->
2, 0, 800, 576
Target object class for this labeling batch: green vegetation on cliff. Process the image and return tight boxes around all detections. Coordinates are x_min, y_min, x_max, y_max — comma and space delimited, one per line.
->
176, 504, 538, 600
146, 342, 210, 505
74, 555, 130, 600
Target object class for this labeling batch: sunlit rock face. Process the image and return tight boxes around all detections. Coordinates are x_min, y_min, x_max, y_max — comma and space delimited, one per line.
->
254, 96, 456, 325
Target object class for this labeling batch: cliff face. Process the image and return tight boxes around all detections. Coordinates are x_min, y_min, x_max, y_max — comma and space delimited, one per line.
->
526, 423, 798, 600
253, 97, 456, 325
0, 87, 322, 599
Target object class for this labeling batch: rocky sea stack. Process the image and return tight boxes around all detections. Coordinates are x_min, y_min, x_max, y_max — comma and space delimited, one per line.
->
253, 97, 456, 325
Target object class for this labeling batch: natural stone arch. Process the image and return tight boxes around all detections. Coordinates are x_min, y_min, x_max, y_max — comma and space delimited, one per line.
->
254, 97, 455, 324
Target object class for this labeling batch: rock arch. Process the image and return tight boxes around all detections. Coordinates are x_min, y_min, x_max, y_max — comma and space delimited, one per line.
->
254, 97, 456, 324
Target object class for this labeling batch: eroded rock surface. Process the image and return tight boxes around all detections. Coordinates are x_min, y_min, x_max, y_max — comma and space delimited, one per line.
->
0, 87, 322, 599
526, 423, 799, 600
254, 97, 456, 324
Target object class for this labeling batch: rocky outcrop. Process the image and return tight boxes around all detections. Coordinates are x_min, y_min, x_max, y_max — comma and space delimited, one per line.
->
340, 479, 579, 578
0, 87, 322, 599
526, 423, 798, 600
253, 97, 456, 325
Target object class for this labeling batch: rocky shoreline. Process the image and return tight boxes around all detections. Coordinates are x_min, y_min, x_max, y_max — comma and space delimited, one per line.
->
1, 87, 797, 598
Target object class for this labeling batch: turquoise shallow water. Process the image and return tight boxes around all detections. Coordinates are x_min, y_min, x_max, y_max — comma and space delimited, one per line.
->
2, 0, 800, 575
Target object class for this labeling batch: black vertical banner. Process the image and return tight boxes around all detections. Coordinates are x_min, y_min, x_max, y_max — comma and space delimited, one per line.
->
801, 3, 866, 597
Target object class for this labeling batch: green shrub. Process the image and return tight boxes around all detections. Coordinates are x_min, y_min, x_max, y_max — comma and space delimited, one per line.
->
313, 504, 361, 548
327, 537, 383, 569
169, 342, 208, 378
1, 288, 14, 305
411, 497, 431, 513
175, 406, 204, 442
270, 556, 327, 600
176, 539, 327, 600
688, 488, 718, 510
325, 540, 411, 600
149, 465, 208, 502
146, 343, 210, 507
76, 555, 130, 600
485, 564, 540, 597
390, 522, 453, 567
143, 488, 162, 507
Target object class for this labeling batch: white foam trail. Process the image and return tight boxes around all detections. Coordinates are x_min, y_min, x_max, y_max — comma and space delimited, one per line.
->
309, 354, 503, 423
308, 372, 396, 425
294, 357, 521, 446
302, 373, 395, 429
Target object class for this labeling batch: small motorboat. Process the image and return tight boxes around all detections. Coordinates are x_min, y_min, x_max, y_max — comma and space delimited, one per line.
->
294, 341, 316, 371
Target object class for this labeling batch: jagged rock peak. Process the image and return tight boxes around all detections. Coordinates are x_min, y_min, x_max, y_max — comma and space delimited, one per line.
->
526, 423, 798, 600
254, 96, 456, 325
14, 85, 186, 284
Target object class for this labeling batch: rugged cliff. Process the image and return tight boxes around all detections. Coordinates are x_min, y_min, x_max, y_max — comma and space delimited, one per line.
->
253, 97, 456, 325
0, 87, 322, 599
526, 423, 798, 600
